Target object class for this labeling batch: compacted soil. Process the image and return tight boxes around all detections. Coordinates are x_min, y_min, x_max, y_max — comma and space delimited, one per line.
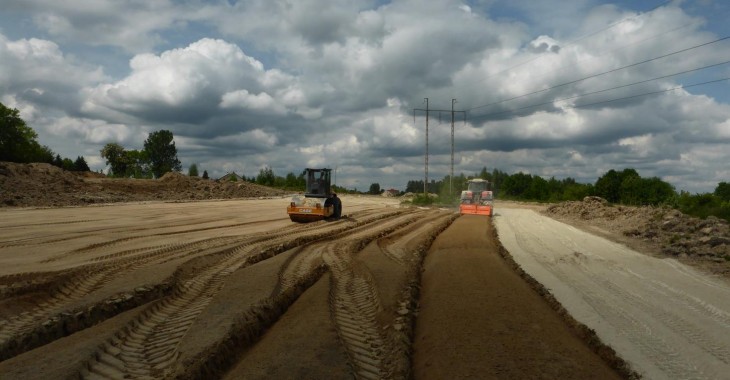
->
413, 215, 621, 380
0, 197, 632, 379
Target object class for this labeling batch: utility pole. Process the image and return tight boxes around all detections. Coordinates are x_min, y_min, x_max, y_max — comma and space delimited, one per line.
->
414, 98, 430, 195
413, 99, 466, 197
451, 98, 456, 196
424, 98, 429, 194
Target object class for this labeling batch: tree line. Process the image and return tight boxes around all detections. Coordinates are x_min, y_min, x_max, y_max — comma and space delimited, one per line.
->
1, 102, 90, 172
2, 101, 185, 179
3, 101, 349, 186
411, 167, 729, 221
100, 130, 181, 178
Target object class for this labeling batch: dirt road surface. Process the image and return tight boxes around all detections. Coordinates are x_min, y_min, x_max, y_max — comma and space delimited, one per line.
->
495, 206, 730, 379
413, 215, 620, 380
11, 196, 730, 379
0, 196, 665, 379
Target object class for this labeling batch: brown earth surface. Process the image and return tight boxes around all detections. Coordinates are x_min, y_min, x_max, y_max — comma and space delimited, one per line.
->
413, 215, 623, 380
0, 161, 639, 379
0, 162, 287, 207
5, 162, 729, 378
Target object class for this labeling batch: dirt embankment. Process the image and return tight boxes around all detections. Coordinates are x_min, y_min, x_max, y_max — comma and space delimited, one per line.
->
545, 196, 730, 276
0, 162, 287, 208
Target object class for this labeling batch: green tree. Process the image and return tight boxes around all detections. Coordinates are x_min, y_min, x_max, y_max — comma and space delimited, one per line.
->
715, 182, 730, 202
36, 145, 54, 164
563, 182, 592, 201
52, 154, 63, 168
202, 170, 209, 179
594, 169, 622, 202
256, 166, 275, 186
143, 130, 181, 178
100, 143, 129, 177
405, 180, 423, 193
641, 177, 675, 205
368, 183, 381, 195
188, 163, 199, 177
617, 169, 641, 204
490, 168, 509, 196
125, 149, 151, 178
501, 172, 532, 198
1, 103, 54, 163
284, 172, 305, 189
478, 167, 490, 181
74, 156, 90, 172
61, 157, 74, 171
525, 175, 549, 201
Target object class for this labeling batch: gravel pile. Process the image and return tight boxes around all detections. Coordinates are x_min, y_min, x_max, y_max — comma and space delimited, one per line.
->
546, 196, 730, 268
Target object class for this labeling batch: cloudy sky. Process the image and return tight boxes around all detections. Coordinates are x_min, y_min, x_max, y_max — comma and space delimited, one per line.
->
1, 0, 729, 193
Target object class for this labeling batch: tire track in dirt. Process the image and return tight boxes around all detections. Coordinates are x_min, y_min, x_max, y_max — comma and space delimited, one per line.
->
325, 246, 387, 379
641, 275, 730, 328
0, 236, 248, 354
371, 211, 459, 378
4, 210, 332, 296
376, 211, 452, 264
0, 215, 354, 358
591, 269, 730, 366
78, 209, 406, 379
274, 246, 325, 295
320, 211, 429, 379
0, 219, 102, 229
211, 210, 427, 380
562, 272, 710, 379
38, 218, 289, 263
271, 210, 430, 300
0, 220, 102, 248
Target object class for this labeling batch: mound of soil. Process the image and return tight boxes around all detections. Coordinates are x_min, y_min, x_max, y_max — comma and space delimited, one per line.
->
546, 196, 730, 276
0, 162, 287, 208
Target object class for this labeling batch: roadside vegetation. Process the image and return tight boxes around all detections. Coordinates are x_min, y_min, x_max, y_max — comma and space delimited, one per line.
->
406, 167, 729, 222
1, 102, 90, 172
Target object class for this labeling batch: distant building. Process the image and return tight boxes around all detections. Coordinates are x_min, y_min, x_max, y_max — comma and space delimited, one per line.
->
383, 188, 399, 197
217, 172, 244, 182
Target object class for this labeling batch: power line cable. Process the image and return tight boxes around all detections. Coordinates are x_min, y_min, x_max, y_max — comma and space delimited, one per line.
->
566, 77, 729, 110
470, 60, 730, 119
473, 0, 675, 84
467, 35, 730, 112
504, 20, 699, 89
469, 76, 730, 121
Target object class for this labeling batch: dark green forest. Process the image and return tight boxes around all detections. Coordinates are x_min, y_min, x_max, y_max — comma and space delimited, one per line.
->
407, 167, 729, 222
